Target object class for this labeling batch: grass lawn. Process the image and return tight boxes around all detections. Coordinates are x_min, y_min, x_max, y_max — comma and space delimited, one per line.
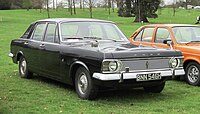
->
0, 8, 200, 114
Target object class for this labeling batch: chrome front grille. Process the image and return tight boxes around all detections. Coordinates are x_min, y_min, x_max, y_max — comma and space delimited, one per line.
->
120, 58, 170, 72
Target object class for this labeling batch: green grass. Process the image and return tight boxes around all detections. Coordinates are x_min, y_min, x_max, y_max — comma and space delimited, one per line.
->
0, 8, 200, 114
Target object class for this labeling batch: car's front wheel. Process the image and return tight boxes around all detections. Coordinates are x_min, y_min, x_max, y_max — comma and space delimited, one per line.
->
19, 56, 33, 78
75, 67, 98, 100
143, 82, 165, 93
185, 62, 200, 86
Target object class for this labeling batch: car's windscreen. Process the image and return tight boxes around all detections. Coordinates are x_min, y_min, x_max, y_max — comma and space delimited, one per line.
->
172, 27, 200, 43
60, 22, 127, 41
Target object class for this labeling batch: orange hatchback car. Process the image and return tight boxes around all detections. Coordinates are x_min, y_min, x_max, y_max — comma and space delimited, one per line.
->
129, 24, 200, 86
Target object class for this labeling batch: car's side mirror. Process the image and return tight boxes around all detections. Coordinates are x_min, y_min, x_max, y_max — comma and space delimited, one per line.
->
163, 39, 172, 45
163, 39, 173, 49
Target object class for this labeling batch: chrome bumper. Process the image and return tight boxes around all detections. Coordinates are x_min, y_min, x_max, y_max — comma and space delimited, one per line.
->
93, 69, 185, 81
8, 53, 14, 58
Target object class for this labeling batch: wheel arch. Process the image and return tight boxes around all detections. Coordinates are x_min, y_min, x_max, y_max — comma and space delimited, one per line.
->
16, 51, 24, 62
184, 59, 199, 70
69, 61, 90, 85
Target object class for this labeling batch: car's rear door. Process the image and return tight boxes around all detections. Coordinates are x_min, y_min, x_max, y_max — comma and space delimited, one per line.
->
39, 22, 62, 80
26, 22, 47, 73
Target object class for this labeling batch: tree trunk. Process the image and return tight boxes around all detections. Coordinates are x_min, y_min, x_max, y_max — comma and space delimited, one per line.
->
80, 0, 82, 9
118, 0, 123, 16
125, 0, 131, 16
112, 0, 114, 12
185, 0, 188, 10
47, 0, 50, 18
73, 0, 76, 14
70, 0, 73, 15
134, 14, 149, 22
53, 0, 55, 10
56, 0, 58, 11
89, 0, 92, 18
108, 0, 111, 15
116, 0, 120, 8
134, 0, 148, 23
173, 0, 176, 16
68, 0, 70, 12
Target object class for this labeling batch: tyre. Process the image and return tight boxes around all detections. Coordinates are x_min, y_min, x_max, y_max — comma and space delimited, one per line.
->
143, 82, 165, 93
75, 67, 98, 100
19, 56, 33, 78
185, 62, 200, 86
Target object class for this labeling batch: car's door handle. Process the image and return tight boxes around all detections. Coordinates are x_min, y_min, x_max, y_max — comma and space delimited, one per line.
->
24, 42, 29, 45
39, 44, 45, 48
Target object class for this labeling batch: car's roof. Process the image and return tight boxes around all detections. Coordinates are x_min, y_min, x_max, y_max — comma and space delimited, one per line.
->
36, 18, 114, 23
143, 24, 200, 28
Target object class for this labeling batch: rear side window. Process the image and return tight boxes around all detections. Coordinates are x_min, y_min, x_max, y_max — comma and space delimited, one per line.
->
44, 23, 57, 43
32, 23, 46, 41
21, 24, 34, 39
134, 30, 143, 41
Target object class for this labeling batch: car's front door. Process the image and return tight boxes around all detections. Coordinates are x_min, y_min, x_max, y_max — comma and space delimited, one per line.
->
39, 23, 62, 79
153, 27, 172, 49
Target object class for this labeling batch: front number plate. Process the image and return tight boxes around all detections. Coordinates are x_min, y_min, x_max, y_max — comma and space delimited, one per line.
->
136, 73, 161, 81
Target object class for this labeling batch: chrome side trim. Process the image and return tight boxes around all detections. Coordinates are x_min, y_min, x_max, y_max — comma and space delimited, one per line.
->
8, 53, 14, 58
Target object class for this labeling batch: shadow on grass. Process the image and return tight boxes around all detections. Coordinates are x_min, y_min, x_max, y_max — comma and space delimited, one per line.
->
31, 74, 74, 91
30, 74, 171, 101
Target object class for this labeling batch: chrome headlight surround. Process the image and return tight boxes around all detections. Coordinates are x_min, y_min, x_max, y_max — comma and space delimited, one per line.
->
169, 57, 180, 68
102, 59, 123, 73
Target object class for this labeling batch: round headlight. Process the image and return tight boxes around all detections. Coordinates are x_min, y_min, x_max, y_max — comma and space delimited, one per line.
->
169, 58, 179, 68
109, 61, 118, 71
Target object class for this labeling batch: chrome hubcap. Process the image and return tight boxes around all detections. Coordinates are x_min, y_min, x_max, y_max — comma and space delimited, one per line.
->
78, 73, 88, 94
187, 65, 199, 83
20, 59, 27, 75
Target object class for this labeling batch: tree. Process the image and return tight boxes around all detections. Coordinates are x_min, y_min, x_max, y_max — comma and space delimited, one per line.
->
118, 0, 160, 23
80, 0, 82, 9
22, 0, 32, 11
84, 0, 96, 18
46, 0, 50, 18
73, 0, 76, 14
31, 0, 44, 12
173, 0, 177, 16
0, 0, 12, 10
108, 0, 111, 15
190, 0, 200, 6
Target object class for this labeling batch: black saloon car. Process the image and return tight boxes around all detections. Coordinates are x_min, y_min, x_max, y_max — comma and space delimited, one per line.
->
9, 18, 185, 99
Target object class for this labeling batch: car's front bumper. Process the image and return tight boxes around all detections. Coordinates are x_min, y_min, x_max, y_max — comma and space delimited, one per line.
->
8, 53, 14, 58
93, 68, 185, 81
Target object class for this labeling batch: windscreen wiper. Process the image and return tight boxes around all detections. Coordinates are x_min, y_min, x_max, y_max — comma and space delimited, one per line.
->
63, 37, 83, 40
83, 36, 102, 40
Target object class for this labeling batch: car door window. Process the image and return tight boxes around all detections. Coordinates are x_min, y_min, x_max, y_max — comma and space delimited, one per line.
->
142, 28, 154, 42
44, 23, 57, 43
32, 23, 46, 41
55, 27, 59, 43
134, 29, 144, 41
155, 28, 171, 43
22, 24, 34, 39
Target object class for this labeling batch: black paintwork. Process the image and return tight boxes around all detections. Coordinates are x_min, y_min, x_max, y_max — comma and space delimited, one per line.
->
10, 18, 182, 87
